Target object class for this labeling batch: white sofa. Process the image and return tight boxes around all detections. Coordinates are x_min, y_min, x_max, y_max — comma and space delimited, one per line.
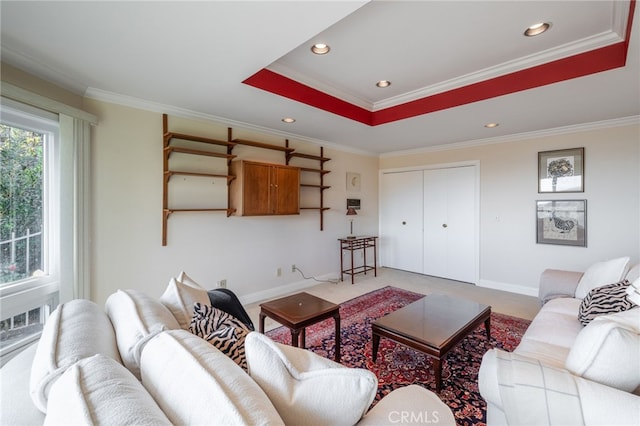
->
1, 283, 455, 425
479, 258, 640, 425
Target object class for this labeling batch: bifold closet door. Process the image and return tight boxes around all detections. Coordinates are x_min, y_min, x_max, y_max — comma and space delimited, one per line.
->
380, 170, 423, 273
423, 166, 476, 283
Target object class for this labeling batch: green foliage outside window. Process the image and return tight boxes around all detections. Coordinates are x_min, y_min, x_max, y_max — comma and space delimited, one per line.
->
0, 124, 44, 284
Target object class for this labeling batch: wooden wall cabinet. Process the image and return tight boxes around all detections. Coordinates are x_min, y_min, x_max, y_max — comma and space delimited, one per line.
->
230, 160, 300, 216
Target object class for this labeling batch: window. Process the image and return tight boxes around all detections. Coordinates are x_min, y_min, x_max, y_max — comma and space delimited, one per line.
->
0, 100, 60, 361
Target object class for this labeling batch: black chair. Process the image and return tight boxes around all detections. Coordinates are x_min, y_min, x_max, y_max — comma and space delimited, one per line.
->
207, 288, 255, 331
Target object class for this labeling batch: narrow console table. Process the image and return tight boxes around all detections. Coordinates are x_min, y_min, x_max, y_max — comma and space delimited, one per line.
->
339, 236, 378, 284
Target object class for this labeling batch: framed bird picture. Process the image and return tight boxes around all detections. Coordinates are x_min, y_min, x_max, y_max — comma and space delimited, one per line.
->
536, 200, 586, 246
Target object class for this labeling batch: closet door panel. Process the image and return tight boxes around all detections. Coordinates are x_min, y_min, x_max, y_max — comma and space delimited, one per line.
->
423, 166, 477, 283
423, 168, 448, 278
380, 171, 423, 273
445, 166, 476, 283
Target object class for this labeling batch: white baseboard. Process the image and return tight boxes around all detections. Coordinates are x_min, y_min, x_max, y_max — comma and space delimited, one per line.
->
238, 274, 339, 305
477, 279, 539, 298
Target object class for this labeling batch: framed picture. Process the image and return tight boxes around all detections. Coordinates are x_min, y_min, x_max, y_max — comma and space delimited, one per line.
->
346, 198, 361, 210
346, 172, 361, 192
536, 200, 586, 247
538, 148, 584, 193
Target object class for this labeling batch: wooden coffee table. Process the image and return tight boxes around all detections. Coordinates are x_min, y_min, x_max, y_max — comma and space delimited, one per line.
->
372, 293, 491, 392
259, 292, 341, 362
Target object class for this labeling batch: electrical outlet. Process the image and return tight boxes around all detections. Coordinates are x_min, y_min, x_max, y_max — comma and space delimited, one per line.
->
291, 264, 296, 273
217, 279, 227, 288
276, 267, 282, 277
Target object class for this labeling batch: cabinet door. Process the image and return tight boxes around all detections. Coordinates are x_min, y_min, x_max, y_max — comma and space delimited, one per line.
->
274, 166, 300, 215
242, 162, 271, 215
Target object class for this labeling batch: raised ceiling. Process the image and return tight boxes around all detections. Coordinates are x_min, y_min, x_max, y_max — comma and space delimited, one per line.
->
1, 1, 638, 155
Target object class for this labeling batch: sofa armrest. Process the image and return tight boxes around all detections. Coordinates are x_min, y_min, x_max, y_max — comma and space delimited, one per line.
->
479, 349, 640, 426
538, 268, 583, 304
358, 385, 455, 426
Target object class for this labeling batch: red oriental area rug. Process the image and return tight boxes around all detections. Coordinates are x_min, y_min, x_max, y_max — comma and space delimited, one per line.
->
266, 286, 531, 426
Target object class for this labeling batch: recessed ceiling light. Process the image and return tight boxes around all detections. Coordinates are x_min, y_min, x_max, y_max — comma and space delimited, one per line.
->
282, 117, 296, 124
376, 80, 391, 88
311, 43, 330, 55
484, 122, 499, 128
524, 22, 551, 37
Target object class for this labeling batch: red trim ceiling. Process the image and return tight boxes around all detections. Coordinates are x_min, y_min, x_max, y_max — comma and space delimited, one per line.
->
243, 1, 636, 126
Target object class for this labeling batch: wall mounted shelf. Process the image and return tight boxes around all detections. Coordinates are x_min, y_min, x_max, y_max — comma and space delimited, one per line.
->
285, 141, 331, 230
161, 114, 331, 245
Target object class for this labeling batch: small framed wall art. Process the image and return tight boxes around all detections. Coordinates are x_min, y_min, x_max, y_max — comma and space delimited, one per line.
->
536, 199, 587, 247
346, 172, 361, 192
538, 147, 584, 193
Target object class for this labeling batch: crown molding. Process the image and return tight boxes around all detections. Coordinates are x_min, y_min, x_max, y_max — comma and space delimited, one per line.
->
84, 87, 377, 157
379, 115, 640, 158
268, 63, 373, 110
267, 27, 624, 113
373, 31, 623, 111
1, 45, 88, 95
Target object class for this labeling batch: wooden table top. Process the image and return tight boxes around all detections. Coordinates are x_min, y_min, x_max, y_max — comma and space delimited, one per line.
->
372, 293, 491, 350
259, 292, 339, 325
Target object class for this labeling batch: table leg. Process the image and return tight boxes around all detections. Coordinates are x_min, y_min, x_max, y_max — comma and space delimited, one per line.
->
350, 246, 355, 284
259, 311, 266, 334
484, 316, 491, 342
340, 245, 344, 282
433, 357, 442, 392
291, 329, 300, 347
373, 239, 377, 277
334, 312, 341, 363
300, 328, 306, 348
363, 244, 367, 276
372, 332, 380, 362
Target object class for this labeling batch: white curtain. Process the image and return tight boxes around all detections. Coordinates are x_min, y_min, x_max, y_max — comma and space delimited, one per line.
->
59, 115, 92, 301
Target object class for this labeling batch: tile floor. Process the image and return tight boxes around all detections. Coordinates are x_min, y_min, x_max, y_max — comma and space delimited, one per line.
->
245, 267, 541, 332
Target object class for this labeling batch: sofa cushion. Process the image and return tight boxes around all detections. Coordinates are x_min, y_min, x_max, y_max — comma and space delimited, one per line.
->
513, 339, 572, 368
29, 299, 121, 414
575, 257, 630, 299
244, 331, 377, 426
578, 280, 634, 325
45, 354, 171, 425
626, 263, 640, 283
160, 273, 211, 329
517, 299, 584, 350
189, 303, 250, 370
140, 329, 284, 425
565, 308, 640, 392
0, 343, 45, 425
105, 289, 179, 379
537, 297, 582, 316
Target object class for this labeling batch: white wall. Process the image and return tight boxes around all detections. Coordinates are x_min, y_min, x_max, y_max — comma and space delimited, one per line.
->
84, 99, 379, 306
380, 124, 640, 295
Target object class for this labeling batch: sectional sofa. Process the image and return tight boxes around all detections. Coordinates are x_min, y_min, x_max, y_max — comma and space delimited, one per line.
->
1, 274, 455, 425
479, 257, 640, 425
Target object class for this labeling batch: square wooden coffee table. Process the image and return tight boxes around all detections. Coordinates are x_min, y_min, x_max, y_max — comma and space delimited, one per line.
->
259, 292, 341, 362
372, 293, 491, 392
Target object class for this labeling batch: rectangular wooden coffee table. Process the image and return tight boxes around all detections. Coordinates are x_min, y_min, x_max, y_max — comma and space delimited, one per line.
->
372, 293, 491, 392
259, 292, 341, 362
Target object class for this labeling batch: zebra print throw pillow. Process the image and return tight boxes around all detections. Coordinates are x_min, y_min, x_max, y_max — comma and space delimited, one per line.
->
578, 280, 633, 326
189, 303, 250, 370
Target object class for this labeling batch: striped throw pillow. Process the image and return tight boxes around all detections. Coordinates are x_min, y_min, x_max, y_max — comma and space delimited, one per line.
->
578, 280, 633, 326
189, 303, 250, 370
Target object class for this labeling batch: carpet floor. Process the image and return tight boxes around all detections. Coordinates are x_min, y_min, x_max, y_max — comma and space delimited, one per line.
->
266, 286, 531, 425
